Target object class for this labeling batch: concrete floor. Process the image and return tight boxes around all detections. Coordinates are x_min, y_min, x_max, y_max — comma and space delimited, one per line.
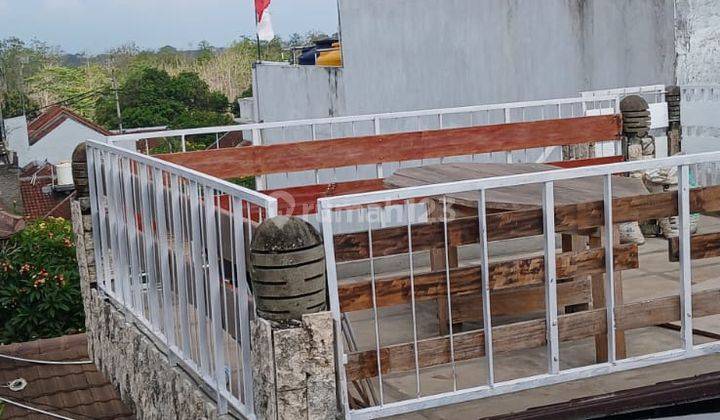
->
341, 215, 720, 419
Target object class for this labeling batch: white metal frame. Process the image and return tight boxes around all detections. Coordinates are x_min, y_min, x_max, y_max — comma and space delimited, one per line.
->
86, 140, 278, 418
318, 150, 717, 419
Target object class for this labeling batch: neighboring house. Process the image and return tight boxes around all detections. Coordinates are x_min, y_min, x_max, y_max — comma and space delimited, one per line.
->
18, 162, 74, 220
5, 106, 110, 168
0, 334, 134, 419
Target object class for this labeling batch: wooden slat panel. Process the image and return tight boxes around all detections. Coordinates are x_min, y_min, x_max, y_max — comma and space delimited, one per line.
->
157, 116, 621, 179
333, 186, 720, 262
345, 288, 720, 381
338, 244, 638, 312
668, 232, 720, 262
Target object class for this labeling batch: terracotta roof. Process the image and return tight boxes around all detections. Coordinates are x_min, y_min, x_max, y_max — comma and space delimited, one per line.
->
27, 106, 111, 146
18, 163, 72, 220
0, 334, 134, 420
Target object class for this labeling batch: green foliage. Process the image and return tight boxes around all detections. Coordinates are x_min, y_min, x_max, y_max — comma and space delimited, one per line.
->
228, 176, 257, 190
0, 218, 84, 345
0, 37, 59, 118
95, 67, 232, 135
27, 64, 110, 119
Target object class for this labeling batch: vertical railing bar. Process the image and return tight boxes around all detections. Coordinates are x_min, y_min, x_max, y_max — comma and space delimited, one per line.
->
543, 181, 560, 374
106, 153, 124, 300
182, 178, 199, 363
319, 206, 350, 414
228, 197, 242, 400
132, 162, 147, 317
121, 159, 142, 312
113, 155, 132, 306
154, 168, 176, 346
204, 186, 228, 414
217, 192, 231, 397
367, 207, 384, 405
406, 200, 421, 398
93, 148, 112, 288
477, 189, 495, 386
171, 175, 192, 356
678, 164, 694, 350
139, 164, 161, 329
86, 147, 106, 290
232, 197, 254, 411
189, 182, 211, 371
442, 196, 458, 391
603, 175, 617, 363
199, 187, 214, 375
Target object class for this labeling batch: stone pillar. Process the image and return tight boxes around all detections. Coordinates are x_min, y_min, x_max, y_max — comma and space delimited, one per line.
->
249, 216, 339, 419
666, 85, 682, 156
252, 313, 338, 420
620, 95, 654, 165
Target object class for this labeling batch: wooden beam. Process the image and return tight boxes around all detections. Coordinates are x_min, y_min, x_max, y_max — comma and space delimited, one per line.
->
338, 245, 638, 312
668, 232, 720, 262
345, 288, 720, 381
157, 116, 621, 179
450, 279, 592, 323
551, 155, 624, 168
261, 179, 387, 216
333, 186, 720, 262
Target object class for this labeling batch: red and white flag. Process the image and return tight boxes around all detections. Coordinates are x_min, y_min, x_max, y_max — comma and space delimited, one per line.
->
255, 0, 274, 41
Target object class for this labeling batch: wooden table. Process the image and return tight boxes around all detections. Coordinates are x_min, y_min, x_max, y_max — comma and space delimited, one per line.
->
385, 162, 649, 362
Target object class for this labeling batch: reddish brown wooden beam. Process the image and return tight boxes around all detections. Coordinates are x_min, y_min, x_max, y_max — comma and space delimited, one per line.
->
333, 186, 720, 262
668, 232, 720, 262
338, 244, 638, 312
157, 116, 621, 179
551, 155, 624, 168
345, 288, 720, 381
261, 179, 387, 216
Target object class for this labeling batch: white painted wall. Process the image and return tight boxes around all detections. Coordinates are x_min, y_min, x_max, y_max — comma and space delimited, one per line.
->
254, 0, 676, 124
6, 117, 108, 168
676, 0, 720, 84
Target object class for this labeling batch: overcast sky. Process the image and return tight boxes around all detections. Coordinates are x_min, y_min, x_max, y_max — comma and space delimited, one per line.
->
0, 0, 339, 53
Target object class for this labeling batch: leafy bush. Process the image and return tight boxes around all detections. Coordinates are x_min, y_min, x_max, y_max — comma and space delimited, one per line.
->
0, 218, 84, 344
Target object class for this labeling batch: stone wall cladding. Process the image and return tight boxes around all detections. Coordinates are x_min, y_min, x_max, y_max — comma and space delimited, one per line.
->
71, 200, 228, 420
251, 313, 338, 420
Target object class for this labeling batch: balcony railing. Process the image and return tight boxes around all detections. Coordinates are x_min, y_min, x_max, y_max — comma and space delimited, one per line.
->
86, 140, 277, 418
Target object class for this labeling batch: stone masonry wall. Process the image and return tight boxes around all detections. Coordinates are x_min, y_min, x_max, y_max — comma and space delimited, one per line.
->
71, 200, 226, 420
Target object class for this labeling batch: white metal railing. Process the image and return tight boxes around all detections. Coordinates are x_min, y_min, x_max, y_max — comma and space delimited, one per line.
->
104, 84, 668, 191
318, 150, 720, 419
86, 140, 278, 418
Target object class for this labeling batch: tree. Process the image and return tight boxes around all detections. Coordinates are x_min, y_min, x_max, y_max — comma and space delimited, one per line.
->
0, 218, 84, 344
0, 37, 58, 118
95, 67, 233, 148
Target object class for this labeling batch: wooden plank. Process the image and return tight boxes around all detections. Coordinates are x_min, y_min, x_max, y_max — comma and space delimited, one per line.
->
450, 278, 592, 323
551, 156, 624, 168
261, 179, 386, 216
338, 244, 638, 312
668, 232, 720, 262
345, 288, 720, 381
157, 116, 621, 179
333, 186, 720, 262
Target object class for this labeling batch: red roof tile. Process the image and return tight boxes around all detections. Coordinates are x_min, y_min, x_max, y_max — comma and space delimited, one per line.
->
27, 106, 111, 146
18, 163, 72, 220
0, 334, 134, 420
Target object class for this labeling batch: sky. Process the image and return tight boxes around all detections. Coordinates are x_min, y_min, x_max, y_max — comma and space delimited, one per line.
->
0, 0, 339, 53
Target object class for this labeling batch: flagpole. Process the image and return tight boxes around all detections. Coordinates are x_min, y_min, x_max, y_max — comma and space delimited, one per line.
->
254, 5, 262, 62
